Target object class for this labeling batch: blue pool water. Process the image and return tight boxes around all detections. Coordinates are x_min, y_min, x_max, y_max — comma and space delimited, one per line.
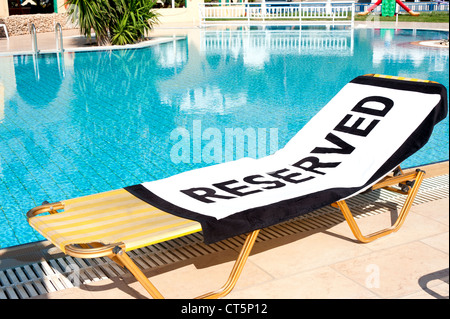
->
0, 26, 448, 249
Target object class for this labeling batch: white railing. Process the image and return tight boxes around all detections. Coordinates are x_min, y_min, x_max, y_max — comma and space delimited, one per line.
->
355, 1, 449, 13
396, 1, 449, 12
199, 2, 356, 27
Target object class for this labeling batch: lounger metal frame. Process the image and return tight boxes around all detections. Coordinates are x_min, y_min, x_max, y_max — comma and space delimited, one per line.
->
334, 167, 425, 243
26, 166, 425, 299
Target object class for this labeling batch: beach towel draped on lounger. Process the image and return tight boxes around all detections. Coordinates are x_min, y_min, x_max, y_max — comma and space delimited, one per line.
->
125, 74, 448, 244
27, 74, 448, 299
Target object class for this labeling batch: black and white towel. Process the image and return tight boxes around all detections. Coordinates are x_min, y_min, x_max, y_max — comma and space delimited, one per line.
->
126, 75, 448, 243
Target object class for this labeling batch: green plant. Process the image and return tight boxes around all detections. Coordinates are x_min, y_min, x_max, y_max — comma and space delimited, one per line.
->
109, 0, 160, 45
354, 11, 449, 23
65, 0, 110, 45
65, 0, 159, 46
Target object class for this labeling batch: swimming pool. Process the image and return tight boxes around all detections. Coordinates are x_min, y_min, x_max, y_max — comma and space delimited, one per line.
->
0, 26, 448, 249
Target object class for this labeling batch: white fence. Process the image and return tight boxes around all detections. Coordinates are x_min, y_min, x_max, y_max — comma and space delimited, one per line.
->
355, 1, 449, 13
199, 2, 356, 27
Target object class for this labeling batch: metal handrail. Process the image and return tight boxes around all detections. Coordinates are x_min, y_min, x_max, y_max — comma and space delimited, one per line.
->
55, 22, 64, 53
30, 23, 38, 54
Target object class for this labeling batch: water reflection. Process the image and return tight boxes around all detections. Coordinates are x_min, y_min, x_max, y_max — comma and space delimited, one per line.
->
372, 29, 449, 71
201, 27, 355, 66
14, 54, 64, 108
154, 38, 188, 71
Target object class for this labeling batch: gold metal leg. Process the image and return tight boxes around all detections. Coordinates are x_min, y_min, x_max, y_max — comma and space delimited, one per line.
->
195, 229, 260, 299
111, 229, 260, 299
112, 246, 165, 299
336, 170, 425, 243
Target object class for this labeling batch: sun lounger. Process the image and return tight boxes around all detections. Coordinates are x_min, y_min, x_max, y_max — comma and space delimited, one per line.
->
27, 74, 448, 299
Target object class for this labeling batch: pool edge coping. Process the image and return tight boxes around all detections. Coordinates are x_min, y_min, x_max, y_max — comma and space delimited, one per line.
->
0, 35, 187, 57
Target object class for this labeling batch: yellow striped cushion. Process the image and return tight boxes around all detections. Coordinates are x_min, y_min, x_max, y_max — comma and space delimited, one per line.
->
29, 189, 202, 253
372, 74, 431, 83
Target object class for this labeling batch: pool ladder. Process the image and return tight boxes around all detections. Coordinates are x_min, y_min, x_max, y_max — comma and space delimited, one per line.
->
29, 23, 64, 54
55, 23, 64, 53
30, 23, 38, 54
29, 23, 65, 80
29, 23, 40, 80
55, 23, 65, 77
